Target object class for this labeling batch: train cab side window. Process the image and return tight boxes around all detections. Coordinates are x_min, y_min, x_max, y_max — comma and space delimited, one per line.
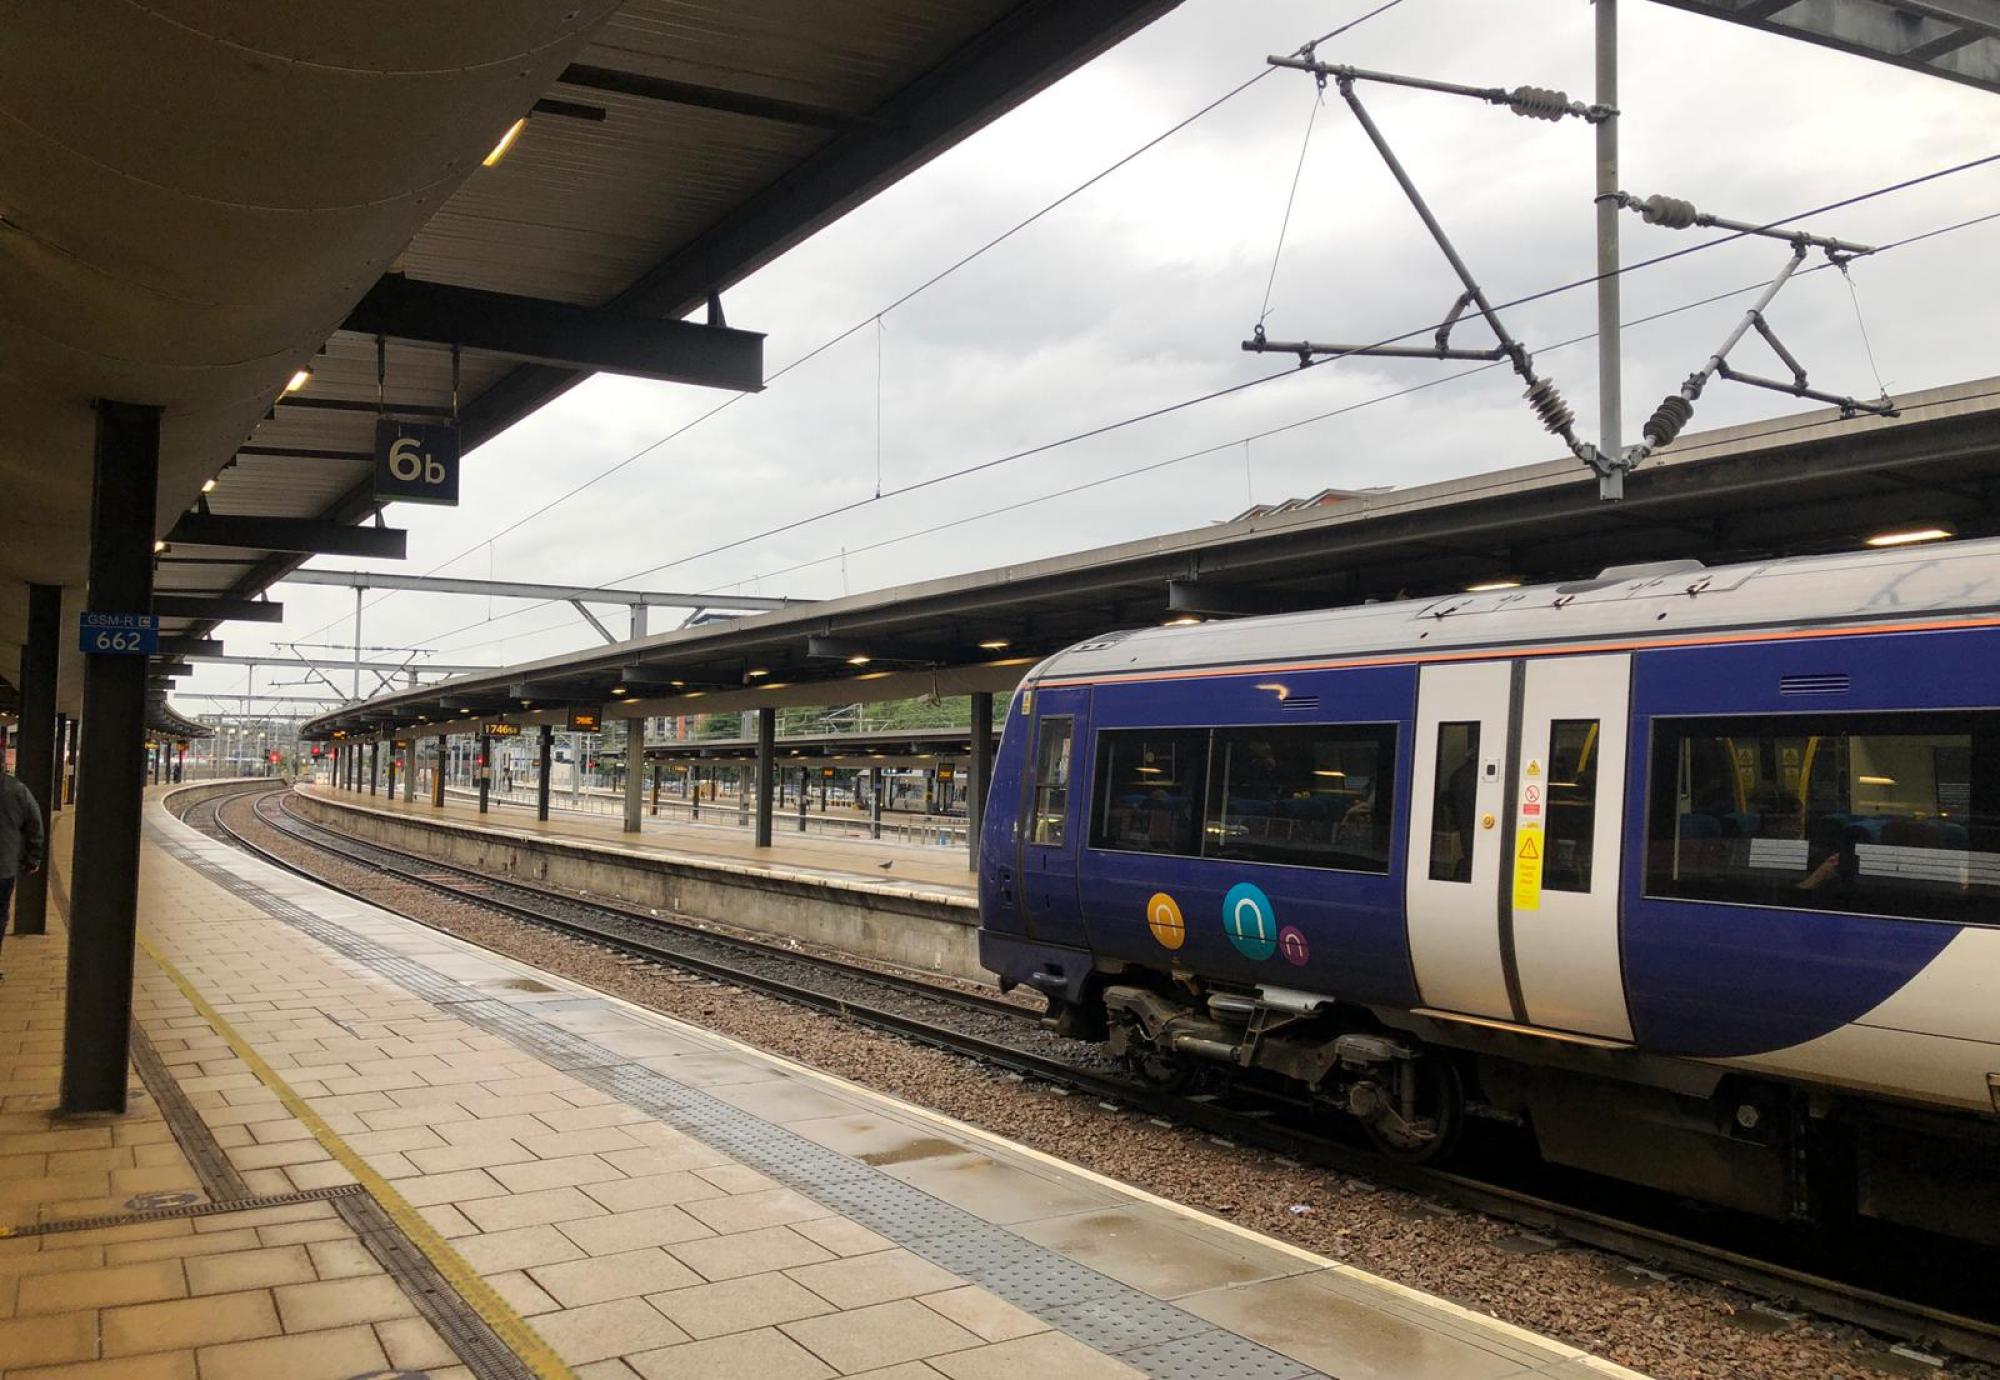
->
1428, 722, 1481, 882
1543, 719, 1600, 893
1091, 728, 1208, 856
1646, 711, 2000, 924
1204, 723, 1397, 872
1029, 717, 1074, 847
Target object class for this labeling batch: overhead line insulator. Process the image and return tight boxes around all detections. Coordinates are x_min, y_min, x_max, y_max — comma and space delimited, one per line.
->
1523, 376, 1575, 437
1642, 394, 1694, 447
1507, 86, 1572, 122
1638, 194, 1697, 229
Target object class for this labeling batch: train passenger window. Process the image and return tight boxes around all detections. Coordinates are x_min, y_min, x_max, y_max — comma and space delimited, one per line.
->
1203, 724, 1397, 872
1543, 719, 1600, 893
1645, 711, 2000, 924
1029, 717, 1074, 846
1428, 722, 1481, 882
1090, 729, 1208, 856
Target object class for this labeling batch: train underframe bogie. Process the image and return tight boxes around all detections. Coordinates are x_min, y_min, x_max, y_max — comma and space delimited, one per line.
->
1055, 965, 2000, 1246
1090, 976, 1468, 1162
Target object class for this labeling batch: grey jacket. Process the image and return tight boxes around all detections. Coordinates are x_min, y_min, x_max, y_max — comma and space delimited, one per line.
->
0, 773, 45, 880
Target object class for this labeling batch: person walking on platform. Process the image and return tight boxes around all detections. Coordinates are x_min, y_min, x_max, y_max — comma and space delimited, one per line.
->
0, 767, 46, 974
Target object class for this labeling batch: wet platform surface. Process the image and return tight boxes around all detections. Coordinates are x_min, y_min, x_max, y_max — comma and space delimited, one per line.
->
300, 781, 978, 903
0, 787, 1647, 1379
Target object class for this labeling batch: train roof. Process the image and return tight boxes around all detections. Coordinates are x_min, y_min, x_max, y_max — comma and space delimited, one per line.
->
1031, 536, 2000, 684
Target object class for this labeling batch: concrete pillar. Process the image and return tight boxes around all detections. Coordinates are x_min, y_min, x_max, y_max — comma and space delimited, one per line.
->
369, 740, 379, 796
870, 766, 883, 839
536, 725, 552, 822
62, 400, 160, 1114
433, 735, 446, 807
968, 691, 993, 871
477, 733, 491, 813
622, 716, 643, 833
754, 708, 775, 848
386, 742, 398, 800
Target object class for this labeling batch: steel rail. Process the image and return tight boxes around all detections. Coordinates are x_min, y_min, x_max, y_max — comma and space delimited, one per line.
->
183, 783, 2000, 1368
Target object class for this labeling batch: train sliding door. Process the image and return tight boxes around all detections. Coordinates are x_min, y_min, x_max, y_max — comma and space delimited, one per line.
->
1405, 661, 1513, 1019
1018, 687, 1089, 949
1510, 654, 1634, 1039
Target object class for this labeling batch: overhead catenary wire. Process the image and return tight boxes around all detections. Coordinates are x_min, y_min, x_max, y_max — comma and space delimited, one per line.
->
486, 156, 2000, 608
285, 19, 1357, 652
425, 205, 2000, 657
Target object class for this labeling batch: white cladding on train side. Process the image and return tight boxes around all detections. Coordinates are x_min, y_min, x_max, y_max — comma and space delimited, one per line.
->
1030, 539, 2000, 681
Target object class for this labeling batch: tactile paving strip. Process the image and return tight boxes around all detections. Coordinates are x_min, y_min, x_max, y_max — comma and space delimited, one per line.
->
157, 828, 1332, 1380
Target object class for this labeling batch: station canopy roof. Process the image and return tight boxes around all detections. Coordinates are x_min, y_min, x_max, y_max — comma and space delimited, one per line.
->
0, 0, 1179, 711
303, 375, 2000, 742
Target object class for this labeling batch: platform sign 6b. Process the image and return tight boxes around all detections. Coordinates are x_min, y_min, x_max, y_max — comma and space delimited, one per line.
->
79, 612, 158, 655
373, 420, 460, 506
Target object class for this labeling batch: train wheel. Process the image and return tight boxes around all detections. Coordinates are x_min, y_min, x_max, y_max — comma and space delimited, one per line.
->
1361, 1055, 1466, 1163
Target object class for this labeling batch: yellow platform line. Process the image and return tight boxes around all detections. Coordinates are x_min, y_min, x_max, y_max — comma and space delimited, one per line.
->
137, 932, 578, 1380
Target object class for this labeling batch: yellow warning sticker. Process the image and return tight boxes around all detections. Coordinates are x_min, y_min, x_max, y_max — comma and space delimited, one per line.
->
1513, 824, 1544, 910
1525, 758, 1543, 778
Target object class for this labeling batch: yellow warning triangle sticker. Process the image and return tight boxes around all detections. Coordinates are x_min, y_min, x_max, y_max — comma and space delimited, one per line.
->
1519, 834, 1541, 860
1526, 759, 1543, 777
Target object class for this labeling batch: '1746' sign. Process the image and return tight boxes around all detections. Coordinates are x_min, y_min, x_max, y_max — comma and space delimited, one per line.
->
374, 420, 460, 506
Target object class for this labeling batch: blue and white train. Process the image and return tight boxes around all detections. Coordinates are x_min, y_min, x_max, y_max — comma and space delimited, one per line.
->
978, 540, 2000, 1240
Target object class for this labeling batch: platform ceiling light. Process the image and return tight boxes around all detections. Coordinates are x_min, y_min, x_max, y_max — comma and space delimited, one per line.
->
282, 365, 313, 395
1858, 774, 1897, 786
670, 680, 686, 688
1866, 525, 1954, 548
977, 639, 1010, 651
1163, 615, 1202, 627
483, 117, 527, 167
1466, 579, 1522, 592
152, 540, 167, 553
745, 667, 769, 679
846, 654, 872, 667
200, 478, 218, 494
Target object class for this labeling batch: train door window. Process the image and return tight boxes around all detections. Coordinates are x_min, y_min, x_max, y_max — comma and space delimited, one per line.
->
1543, 719, 1600, 893
1646, 710, 2000, 924
1029, 717, 1074, 846
1203, 723, 1397, 872
1427, 721, 1481, 882
1091, 728, 1208, 856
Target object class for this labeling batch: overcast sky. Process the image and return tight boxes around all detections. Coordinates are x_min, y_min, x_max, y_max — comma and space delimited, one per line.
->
190, 0, 2000, 712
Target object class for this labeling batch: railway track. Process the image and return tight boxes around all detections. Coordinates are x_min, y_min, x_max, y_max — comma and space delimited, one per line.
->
182, 781, 2000, 1370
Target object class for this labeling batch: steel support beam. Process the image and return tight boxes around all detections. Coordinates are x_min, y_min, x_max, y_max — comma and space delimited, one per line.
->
369, 740, 380, 797
165, 514, 407, 560
279, 568, 800, 612
478, 733, 491, 813
754, 707, 776, 848
187, 655, 495, 674
158, 637, 225, 658
537, 725, 553, 822
558, 63, 861, 130
152, 596, 285, 622
433, 736, 447, 807
63, 401, 160, 1115
343, 275, 766, 392
967, 691, 993, 872
11, 584, 60, 936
